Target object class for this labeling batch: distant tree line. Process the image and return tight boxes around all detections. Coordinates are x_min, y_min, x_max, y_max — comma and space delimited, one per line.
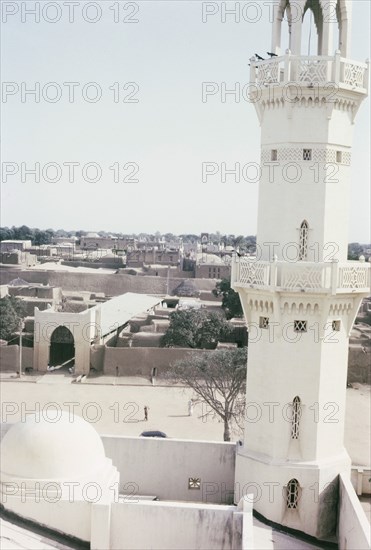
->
0, 226, 77, 245
0, 225, 53, 245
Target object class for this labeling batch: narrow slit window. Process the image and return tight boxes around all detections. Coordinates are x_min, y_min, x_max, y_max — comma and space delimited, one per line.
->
299, 220, 309, 261
291, 396, 301, 439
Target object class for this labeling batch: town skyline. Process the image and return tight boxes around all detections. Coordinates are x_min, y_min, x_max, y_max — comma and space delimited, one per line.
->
1, 224, 370, 245
1, 1, 370, 241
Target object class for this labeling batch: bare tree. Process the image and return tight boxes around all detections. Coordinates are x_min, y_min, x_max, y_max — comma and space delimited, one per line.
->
166, 348, 247, 441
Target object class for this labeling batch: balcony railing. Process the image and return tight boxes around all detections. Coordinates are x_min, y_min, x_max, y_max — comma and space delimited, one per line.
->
250, 51, 369, 94
231, 258, 371, 295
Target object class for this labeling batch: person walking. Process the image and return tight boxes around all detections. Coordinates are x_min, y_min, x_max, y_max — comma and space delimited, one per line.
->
144, 405, 149, 421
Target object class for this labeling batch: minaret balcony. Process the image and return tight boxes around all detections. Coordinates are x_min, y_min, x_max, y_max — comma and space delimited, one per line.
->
250, 51, 369, 96
231, 256, 371, 295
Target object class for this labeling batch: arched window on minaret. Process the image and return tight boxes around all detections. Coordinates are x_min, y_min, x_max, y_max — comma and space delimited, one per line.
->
299, 221, 309, 261
301, 2, 319, 55
286, 478, 300, 509
272, 0, 292, 55
291, 396, 302, 439
272, 0, 351, 57
300, 0, 327, 56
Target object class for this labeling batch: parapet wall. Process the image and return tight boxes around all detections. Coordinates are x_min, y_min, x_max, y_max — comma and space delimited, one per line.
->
338, 473, 371, 550
102, 347, 211, 377
102, 435, 236, 504
62, 259, 125, 269
109, 501, 241, 550
351, 467, 371, 496
0, 269, 216, 296
0, 346, 33, 372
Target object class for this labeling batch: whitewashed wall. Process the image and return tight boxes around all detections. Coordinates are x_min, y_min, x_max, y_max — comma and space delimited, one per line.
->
102, 435, 236, 504
338, 473, 371, 550
109, 500, 241, 550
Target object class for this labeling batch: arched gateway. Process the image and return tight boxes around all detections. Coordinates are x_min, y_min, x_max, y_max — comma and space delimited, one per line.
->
49, 326, 75, 367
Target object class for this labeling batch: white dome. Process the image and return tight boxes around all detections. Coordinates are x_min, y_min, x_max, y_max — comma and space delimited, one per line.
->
1, 411, 106, 481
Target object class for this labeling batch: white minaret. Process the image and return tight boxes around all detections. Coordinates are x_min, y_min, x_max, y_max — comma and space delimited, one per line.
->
232, 0, 369, 540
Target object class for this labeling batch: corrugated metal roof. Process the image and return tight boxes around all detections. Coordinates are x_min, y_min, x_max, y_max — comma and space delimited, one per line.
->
97, 292, 162, 337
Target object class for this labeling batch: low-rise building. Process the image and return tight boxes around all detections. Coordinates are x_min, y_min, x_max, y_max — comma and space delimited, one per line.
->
126, 249, 180, 268
26, 245, 57, 257
0, 250, 37, 267
195, 253, 231, 279
0, 240, 32, 252
80, 233, 134, 251
7, 281, 63, 315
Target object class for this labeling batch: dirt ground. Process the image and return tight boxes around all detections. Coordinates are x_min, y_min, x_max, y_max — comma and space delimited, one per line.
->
0, 377, 370, 467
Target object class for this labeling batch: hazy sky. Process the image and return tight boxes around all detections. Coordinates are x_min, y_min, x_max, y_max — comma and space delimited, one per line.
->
1, 0, 370, 239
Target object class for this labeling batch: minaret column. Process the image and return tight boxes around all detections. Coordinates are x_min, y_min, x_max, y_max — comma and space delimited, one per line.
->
290, 13, 303, 55
271, 2, 284, 55
320, 0, 340, 55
